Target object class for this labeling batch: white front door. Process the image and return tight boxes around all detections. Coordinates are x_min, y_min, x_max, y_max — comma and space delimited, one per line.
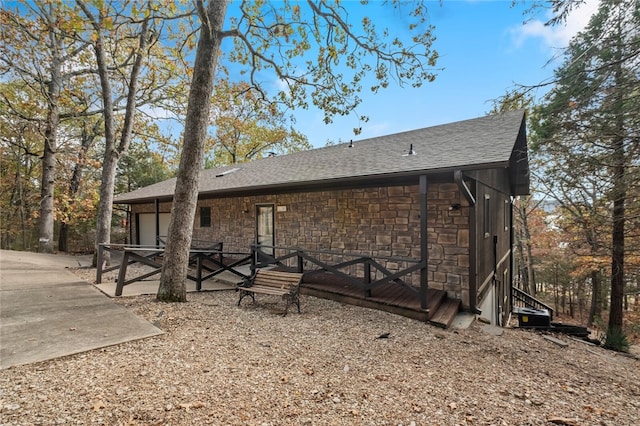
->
137, 213, 170, 246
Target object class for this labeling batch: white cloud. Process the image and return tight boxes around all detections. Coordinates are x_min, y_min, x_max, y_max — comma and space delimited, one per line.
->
512, 0, 601, 50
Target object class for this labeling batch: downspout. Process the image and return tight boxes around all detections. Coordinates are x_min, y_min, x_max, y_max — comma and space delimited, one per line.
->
493, 235, 499, 325
127, 206, 132, 245
454, 170, 475, 205
509, 197, 514, 324
420, 175, 428, 310
455, 170, 481, 313
154, 198, 160, 248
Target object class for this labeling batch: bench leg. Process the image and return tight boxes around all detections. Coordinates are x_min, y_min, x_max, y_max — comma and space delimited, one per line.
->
237, 289, 255, 306
281, 293, 301, 316
282, 294, 291, 316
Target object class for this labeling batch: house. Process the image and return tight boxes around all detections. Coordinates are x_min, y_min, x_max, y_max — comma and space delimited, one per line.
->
114, 110, 529, 326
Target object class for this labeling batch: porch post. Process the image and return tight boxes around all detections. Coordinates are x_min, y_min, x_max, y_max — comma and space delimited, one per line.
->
420, 175, 429, 309
154, 198, 160, 248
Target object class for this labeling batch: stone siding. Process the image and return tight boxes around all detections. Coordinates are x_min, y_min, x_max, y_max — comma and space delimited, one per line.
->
130, 183, 471, 307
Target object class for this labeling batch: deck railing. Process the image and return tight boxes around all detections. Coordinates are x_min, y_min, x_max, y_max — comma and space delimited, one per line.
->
96, 242, 252, 296
251, 245, 425, 299
512, 286, 554, 320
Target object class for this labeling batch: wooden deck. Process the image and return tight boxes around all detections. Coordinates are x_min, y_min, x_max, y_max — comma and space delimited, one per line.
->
300, 272, 460, 327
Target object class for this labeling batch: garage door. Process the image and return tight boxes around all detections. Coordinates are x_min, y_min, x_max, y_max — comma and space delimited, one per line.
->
137, 213, 171, 246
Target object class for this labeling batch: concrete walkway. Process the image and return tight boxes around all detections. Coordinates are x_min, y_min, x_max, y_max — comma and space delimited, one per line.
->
0, 250, 163, 369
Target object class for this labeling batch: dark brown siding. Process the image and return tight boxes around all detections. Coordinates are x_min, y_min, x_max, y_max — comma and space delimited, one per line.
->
474, 170, 513, 325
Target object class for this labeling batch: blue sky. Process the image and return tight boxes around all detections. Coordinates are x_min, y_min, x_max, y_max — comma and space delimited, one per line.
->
286, 0, 599, 148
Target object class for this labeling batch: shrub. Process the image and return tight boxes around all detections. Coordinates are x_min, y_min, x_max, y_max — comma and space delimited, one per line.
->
603, 326, 630, 353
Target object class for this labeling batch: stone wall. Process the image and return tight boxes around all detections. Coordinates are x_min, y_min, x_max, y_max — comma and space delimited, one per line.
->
130, 182, 471, 307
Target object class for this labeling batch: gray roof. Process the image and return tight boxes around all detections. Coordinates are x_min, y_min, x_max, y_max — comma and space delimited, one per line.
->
115, 110, 528, 204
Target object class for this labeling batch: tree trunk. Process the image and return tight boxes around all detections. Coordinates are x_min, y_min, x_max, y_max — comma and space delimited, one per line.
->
58, 122, 97, 253
38, 52, 62, 253
158, 0, 229, 302
92, 26, 117, 266
58, 223, 68, 252
516, 198, 535, 294
609, 158, 625, 332
588, 270, 600, 326
608, 25, 626, 334
82, 1, 150, 266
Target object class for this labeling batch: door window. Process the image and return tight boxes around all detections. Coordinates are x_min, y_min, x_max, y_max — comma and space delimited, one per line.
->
256, 205, 275, 256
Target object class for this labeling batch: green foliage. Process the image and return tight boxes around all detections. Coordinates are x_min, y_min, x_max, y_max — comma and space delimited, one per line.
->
603, 326, 630, 353
531, 0, 640, 331
117, 141, 175, 193
225, 0, 439, 129
205, 80, 311, 168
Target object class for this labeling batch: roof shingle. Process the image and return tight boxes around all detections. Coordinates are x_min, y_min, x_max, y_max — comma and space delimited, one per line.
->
115, 110, 527, 203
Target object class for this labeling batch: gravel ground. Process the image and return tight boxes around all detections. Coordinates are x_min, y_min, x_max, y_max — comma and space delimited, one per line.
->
1, 272, 639, 426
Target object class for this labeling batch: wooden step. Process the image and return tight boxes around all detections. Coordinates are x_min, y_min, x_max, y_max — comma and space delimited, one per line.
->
430, 298, 461, 328
426, 289, 447, 320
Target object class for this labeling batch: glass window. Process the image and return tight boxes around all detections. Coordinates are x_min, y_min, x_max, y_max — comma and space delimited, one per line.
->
200, 206, 211, 227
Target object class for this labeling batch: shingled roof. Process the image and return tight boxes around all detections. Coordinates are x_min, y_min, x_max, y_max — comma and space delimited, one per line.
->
115, 110, 529, 204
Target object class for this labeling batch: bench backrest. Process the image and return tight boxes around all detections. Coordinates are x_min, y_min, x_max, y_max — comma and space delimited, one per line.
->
253, 270, 303, 290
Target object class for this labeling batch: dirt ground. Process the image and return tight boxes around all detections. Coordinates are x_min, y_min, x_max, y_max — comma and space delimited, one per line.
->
1, 268, 639, 425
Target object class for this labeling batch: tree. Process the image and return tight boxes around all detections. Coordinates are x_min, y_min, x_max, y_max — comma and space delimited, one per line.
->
157, 0, 228, 302
0, 83, 42, 249
158, 0, 439, 301
57, 115, 103, 252
117, 135, 175, 193
0, 2, 94, 253
75, 0, 192, 265
205, 80, 311, 167
533, 0, 640, 342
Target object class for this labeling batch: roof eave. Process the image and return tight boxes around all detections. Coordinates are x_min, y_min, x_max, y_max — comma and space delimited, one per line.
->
116, 161, 512, 204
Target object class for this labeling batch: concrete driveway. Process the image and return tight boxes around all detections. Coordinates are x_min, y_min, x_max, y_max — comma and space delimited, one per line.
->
0, 250, 162, 369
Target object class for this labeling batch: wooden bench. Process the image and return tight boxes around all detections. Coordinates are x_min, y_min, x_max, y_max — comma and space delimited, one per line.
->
237, 269, 303, 315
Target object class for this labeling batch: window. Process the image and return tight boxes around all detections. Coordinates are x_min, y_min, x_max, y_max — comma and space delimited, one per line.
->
483, 194, 490, 238
200, 206, 211, 227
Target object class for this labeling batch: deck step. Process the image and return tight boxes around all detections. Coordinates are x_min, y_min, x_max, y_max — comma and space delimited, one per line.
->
426, 289, 447, 320
430, 298, 461, 328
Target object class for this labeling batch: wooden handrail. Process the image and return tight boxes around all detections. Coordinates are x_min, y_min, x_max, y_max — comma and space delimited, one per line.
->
250, 244, 424, 300
512, 287, 554, 320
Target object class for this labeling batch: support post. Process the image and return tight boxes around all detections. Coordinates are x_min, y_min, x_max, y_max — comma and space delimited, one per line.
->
250, 245, 257, 274
420, 175, 429, 309
297, 251, 304, 273
364, 260, 372, 297
196, 253, 203, 291
115, 250, 130, 297
154, 198, 160, 248
96, 243, 104, 284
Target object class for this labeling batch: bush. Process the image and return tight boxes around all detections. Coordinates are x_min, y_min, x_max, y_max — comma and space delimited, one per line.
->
603, 326, 630, 353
